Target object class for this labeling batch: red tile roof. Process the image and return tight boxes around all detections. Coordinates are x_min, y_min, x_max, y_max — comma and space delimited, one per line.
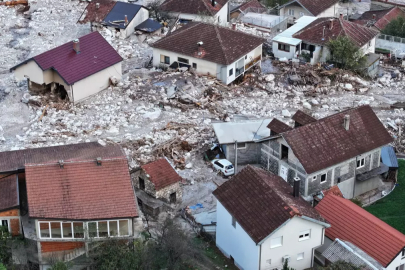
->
281, 105, 393, 174
25, 158, 138, 220
78, 0, 116, 24
213, 165, 326, 243
267, 118, 293, 134
322, 186, 343, 198
159, 0, 228, 16
236, 0, 265, 13
315, 195, 405, 267
354, 7, 405, 30
141, 158, 181, 191
0, 142, 125, 173
281, 0, 339, 16
293, 17, 379, 47
292, 110, 316, 126
11, 32, 122, 85
0, 175, 18, 212
151, 22, 265, 65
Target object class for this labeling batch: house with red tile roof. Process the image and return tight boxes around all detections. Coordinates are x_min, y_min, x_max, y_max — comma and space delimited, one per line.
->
152, 22, 265, 85
213, 165, 330, 270
0, 142, 139, 269
315, 194, 405, 270
258, 106, 393, 199
353, 6, 405, 32
10, 31, 123, 104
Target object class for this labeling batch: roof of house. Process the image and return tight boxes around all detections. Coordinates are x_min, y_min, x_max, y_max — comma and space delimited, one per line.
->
151, 22, 265, 66
0, 142, 125, 173
315, 194, 405, 267
10, 32, 122, 85
354, 7, 405, 30
279, 0, 339, 16
292, 110, 316, 126
25, 158, 138, 220
0, 175, 19, 212
141, 158, 181, 190
272, 15, 317, 46
267, 118, 293, 134
135, 18, 163, 32
231, 0, 265, 13
213, 165, 327, 244
159, 0, 228, 16
102, 2, 145, 29
293, 17, 379, 47
213, 119, 272, 144
322, 186, 344, 198
78, 0, 116, 24
280, 105, 393, 174
381, 145, 398, 168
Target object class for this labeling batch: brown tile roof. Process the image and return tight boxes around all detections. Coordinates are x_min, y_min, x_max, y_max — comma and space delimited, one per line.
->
292, 110, 316, 126
25, 158, 138, 220
315, 195, 405, 267
141, 158, 181, 190
159, 0, 228, 16
151, 22, 265, 65
0, 175, 19, 212
0, 142, 125, 173
354, 7, 405, 30
281, 0, 339, 16
78, 0, 116, 24
235, 0, 265, 13
213, 165, 326, 244
322, 186, 343, 198
281, 105, 393, 174
267, 118, 293, 134
293, 17, 379, 47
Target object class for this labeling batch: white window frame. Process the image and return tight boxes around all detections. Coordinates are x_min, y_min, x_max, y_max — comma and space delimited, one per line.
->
357, 158, 365, 169
288, 9, 294, 16
38, 221, 84, 240
87, 219, 130, 239
297, 252, 304, 260
270, 236, 283, 248
266, 259, 272, 265
299, 230, 310, 241
236, 142, 247, 149
311, 175, 317, 182
320, 173, 327, 183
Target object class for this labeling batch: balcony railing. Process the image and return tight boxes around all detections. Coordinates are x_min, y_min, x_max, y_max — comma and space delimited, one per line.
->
235, 66, 244, 77
245, 55, 262, 71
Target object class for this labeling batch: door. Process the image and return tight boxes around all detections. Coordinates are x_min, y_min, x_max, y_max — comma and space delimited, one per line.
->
170, 192, 176, 203
280, 165, 288, 181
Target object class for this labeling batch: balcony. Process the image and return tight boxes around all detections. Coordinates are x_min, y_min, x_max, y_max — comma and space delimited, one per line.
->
245, 55, 262, 71
235, 66, 245, 78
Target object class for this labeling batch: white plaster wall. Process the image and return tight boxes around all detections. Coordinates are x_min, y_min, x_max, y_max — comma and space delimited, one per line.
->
14, 60, 44, 84
387, 251, 405, 270
280, 5, 310, 19
71, 62, 122, 102
376, 37, 405, 52
215, 2, 229, 25
216, 200, 260, 270
360, 37, 376, 55
260, 216, 325, 270
317, 4, 339, 17
168, 2, 228, 26
122, 8, 149, 38
273, 41, 297, 59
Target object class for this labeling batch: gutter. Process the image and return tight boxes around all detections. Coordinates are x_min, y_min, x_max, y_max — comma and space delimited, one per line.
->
300, 215, 331, 228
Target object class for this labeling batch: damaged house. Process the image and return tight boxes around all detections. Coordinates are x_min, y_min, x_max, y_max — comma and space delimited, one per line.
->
259, 106, 393, 199
152, 22, 264, 85
353, 6, 405, 32
133, 158, 182, 216
213, 165, 330, 270
0, 142, 139, 270
10, 31, 122, 104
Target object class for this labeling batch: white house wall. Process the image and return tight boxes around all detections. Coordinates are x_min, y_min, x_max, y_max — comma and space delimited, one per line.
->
273, 41, 298, 59
122, 8, 149, 38
260, 216, 325, 270
216, 200, 260, 270
168, 2, 229, 25
316, 4, 339, 17
280, 3, 311, 21
71, 62, 122, 103
387, 250, 405, 270
215, 2, 229, 25
14, 60, 45, 84
360, 37, 376, 55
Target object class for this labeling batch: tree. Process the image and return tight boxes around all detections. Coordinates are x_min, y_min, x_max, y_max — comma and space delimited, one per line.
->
0, 226, 11, 267
282, 260, 295, 270
327, 36, 366, 71
146, 0, 173, 22
0, 263, 6, 270
50, 261, 73, 270
382, 17, 405, 38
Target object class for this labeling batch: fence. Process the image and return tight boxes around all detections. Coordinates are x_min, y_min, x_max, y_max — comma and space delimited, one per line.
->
241, 14, 288, 29
378, 34, 405, 44
376, 34, 405, 57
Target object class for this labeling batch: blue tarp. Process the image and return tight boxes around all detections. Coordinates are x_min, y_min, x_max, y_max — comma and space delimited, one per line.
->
381, 146, 398, 168
103, 2, 142, 29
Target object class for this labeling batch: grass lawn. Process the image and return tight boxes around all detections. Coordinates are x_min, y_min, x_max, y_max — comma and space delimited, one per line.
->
365, 159, 405, 234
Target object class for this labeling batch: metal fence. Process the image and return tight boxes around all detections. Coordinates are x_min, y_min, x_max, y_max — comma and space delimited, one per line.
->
378, 34, 405, 44
241, 15, 288, 29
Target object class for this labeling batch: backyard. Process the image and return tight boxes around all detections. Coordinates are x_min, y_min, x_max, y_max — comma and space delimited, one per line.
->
365, 159, 405, 234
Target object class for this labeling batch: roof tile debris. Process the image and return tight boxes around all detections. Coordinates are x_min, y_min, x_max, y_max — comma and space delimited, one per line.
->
354, 7, 405, 30
78, 0, 116, 24
292, 110, 316, 126
11, 32, 122, 85
293, 17, 379, 47
159, 0, 229, 16
0, 175, 19, 211
281, 0, 339, 16
281, 105, 392, 174
25, 158, 138, 220
267, 118, 293, 134
151, 22, 265, 65
316, 194, 405, 267
141, 158, 181, 190
213, 165, 325, 243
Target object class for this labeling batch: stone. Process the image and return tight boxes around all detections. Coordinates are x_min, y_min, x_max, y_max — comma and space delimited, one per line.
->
265, 74, 275, 82
322, 105, 329, 109
303, 102, 312, 110
344, 83, 353, 90
21, 93, 31, 104
185, 163, 192, 169
311, 99, 319, 105
282, 109, 291, 117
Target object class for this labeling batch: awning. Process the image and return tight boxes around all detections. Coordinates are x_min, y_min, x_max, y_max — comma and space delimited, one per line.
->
381, 145, 398, 168
272, 36, 302, 46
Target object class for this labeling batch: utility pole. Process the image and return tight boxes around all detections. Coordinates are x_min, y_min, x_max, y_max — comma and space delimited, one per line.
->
234, 140, 238, 173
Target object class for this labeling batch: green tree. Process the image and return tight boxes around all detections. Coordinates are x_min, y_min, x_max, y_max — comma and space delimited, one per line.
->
327, 36, 366, 71
0, 226, 11, 266
321, 260, 362, 270
382, 17, 405, 38
282, 260, 295, 270
0, 263, 6, 270
50, 261, 73, 270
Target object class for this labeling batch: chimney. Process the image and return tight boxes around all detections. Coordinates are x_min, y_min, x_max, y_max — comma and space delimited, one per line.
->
232, 23, 236, 30
293, 177, 300, 197
73, 39, 80, 54
96, 2, 100, 9
329, 19, 334, 30
344, 115, 350, 130
197, 41, 203, 55
96, 157, 102, 166
372, 14, 376, 20
58, 160, 64, 169
340, 13, 343, 20
125, 15, 128, 26
211, 0, 215, 7
322, 26, 326, 40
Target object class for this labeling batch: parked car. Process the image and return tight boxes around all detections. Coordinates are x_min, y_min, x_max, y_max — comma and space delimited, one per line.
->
211, 159, 235, 177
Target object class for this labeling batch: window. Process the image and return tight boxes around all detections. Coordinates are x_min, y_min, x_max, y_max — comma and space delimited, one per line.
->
320, 173, 327, 183
119, 220, 129, 236
281, 144, 289, 160
311, 175, 317, 182
299, 230, 310, 241
109, 220, 118, 236
50, 222, 62, 238
270, 236, 283, 248
178, 57, 189, 64
396, 264, 405, 270
232, 216, 236, 228
0, 220, 9, 234
402, 248, 405, 258
214, 161, 224, 168
278, 43, 290, 52
62, 222, 72, 238
237, 142, 246, 149
170, 192, 177, 203
88, 220, 130, 238
39, 222, 50, 238
266, 259, 271, 265
357, 158, 365, 168
245, 55, 247, 60
299, 12, 304, 17
192, 63, 197, 69
73, 222, 84, 238
160, 55, 170, 64
288, 9, 294, 16
139, 177, 145, 190
88, 222, 97, 238
98, 221, 108, 237
229, 68, 233, 76
297, 252, 304, 260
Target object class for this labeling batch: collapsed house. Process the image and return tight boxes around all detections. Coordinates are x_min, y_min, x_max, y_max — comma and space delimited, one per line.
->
151, 22, 265, 85
0, 142, 139, 269
229, 0, 266, 20
10, 32, 123, 104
